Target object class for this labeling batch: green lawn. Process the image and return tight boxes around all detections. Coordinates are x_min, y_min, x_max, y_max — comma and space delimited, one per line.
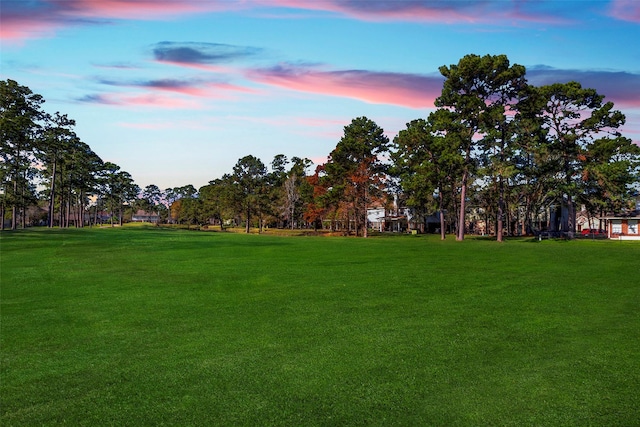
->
1, 227, 639, 425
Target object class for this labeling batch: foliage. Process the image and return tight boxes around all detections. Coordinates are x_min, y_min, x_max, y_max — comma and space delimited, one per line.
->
392, 111, 464, 239
2, 56, 638, 238
324, 117, 390, 237
435, 54, 528, 240
0, 79, 45, 229
0, 79, 139, 229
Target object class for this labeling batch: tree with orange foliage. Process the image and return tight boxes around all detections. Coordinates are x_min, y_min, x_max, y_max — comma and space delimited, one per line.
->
324, 117, 389, 237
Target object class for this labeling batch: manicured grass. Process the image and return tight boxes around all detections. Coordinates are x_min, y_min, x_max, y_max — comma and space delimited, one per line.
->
1, 227, 639, 425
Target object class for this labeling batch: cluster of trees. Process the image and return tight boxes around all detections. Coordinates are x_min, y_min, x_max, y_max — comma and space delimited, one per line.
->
394, 55, 639, 240
1, 79, 139, 230
160, 154, 313, 233
2, 54, 639, 239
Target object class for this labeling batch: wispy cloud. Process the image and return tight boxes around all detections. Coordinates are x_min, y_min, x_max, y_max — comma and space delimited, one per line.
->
82, 61, 640, 114
146, 42, 443, 108
92, 62, 142, 70
527, 67, 640, 109
0, 0, 238, 42
247, 64, 443, 108
1, 1, 91, 42
151, 42, 264, 71
77, 92, 201, 109
97, 76, 257, 97
608, 0, 640, 23
2, 0, 580, 43
261, 0, 573, 25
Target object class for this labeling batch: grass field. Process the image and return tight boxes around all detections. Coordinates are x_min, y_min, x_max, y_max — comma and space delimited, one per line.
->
1, 227, 639, 426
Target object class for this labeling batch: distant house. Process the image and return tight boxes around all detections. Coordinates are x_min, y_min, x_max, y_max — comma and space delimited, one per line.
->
600, 211, 640, 240
367, 206, 386, 232
131, 210, 160, 223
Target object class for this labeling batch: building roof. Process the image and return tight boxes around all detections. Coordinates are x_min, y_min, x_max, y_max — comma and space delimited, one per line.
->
133, 210, 159, 216
599, 210, 640, 220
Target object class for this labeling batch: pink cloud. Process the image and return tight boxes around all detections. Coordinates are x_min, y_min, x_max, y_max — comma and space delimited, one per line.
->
1, 0, 237, 42
66, 0, 231, 20
247, 64, 443, 109
261, 0, 572, 25
527, 67, 640, 109
2, 0, 575, 43
154, 61, 233, 74
141, 81, 256, 98
263, 0, 474, 23
78, 92, 202, 109
608, 0, 640, 23
96, 77, 259, 101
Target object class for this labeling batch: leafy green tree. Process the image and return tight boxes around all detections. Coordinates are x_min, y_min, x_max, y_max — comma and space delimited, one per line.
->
103, 162, 139, 226
436, 54, 526, 241
232, 155, 267, 233
535, 81, 627, 234
164, 187, 181, 223
288, 157, 314, 229
324, 117, 389, 237
476, 59, 527, 241
580, 136, 640, 221
267, 154, 289, 228
135, 185, 165, 222
39, 113, 76, 227
510, 86, 557, 234
166, 185, 198, 224
178, 197, 204, 229
0, 79, 45, 229
392, 110, 463, 239
65, 139, 102, 227
199, 179, 229, 230
39, 115, 102, 228
267, 155, 313, 229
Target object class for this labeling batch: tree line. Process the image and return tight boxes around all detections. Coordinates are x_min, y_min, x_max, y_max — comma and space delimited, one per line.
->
2, 54, 639, 239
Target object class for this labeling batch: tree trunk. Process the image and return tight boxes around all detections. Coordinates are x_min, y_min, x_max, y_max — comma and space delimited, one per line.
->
567, 194, 575, 236
439, 190, 446, 240
12, 179, 18, 230
457, 144, 472, 241
66, 190, 71, 228
80, 191, 85, 227
48, 159, 57, 227
497, 175, 504, 242
59, 182, 64, 228
457, 168, 467, 241
363, 186, 368, 238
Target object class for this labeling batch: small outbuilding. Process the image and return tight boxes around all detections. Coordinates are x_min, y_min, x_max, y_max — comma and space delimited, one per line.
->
600, 211, 640, 240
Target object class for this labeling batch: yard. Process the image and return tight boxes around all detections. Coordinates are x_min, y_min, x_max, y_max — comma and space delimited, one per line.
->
1, 227, 639, 425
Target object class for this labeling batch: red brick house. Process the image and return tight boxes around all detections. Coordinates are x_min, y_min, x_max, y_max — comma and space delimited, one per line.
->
601, 211, 640, 240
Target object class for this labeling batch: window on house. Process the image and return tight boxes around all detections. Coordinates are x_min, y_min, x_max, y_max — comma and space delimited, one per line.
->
628, 220, 638, 234
612, 220, 622, 234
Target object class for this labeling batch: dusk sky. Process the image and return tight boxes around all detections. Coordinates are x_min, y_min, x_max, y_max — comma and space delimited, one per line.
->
2, 0, 639, 190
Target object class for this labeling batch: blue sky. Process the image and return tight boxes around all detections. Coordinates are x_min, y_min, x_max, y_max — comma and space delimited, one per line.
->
2, 0, 639, 190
